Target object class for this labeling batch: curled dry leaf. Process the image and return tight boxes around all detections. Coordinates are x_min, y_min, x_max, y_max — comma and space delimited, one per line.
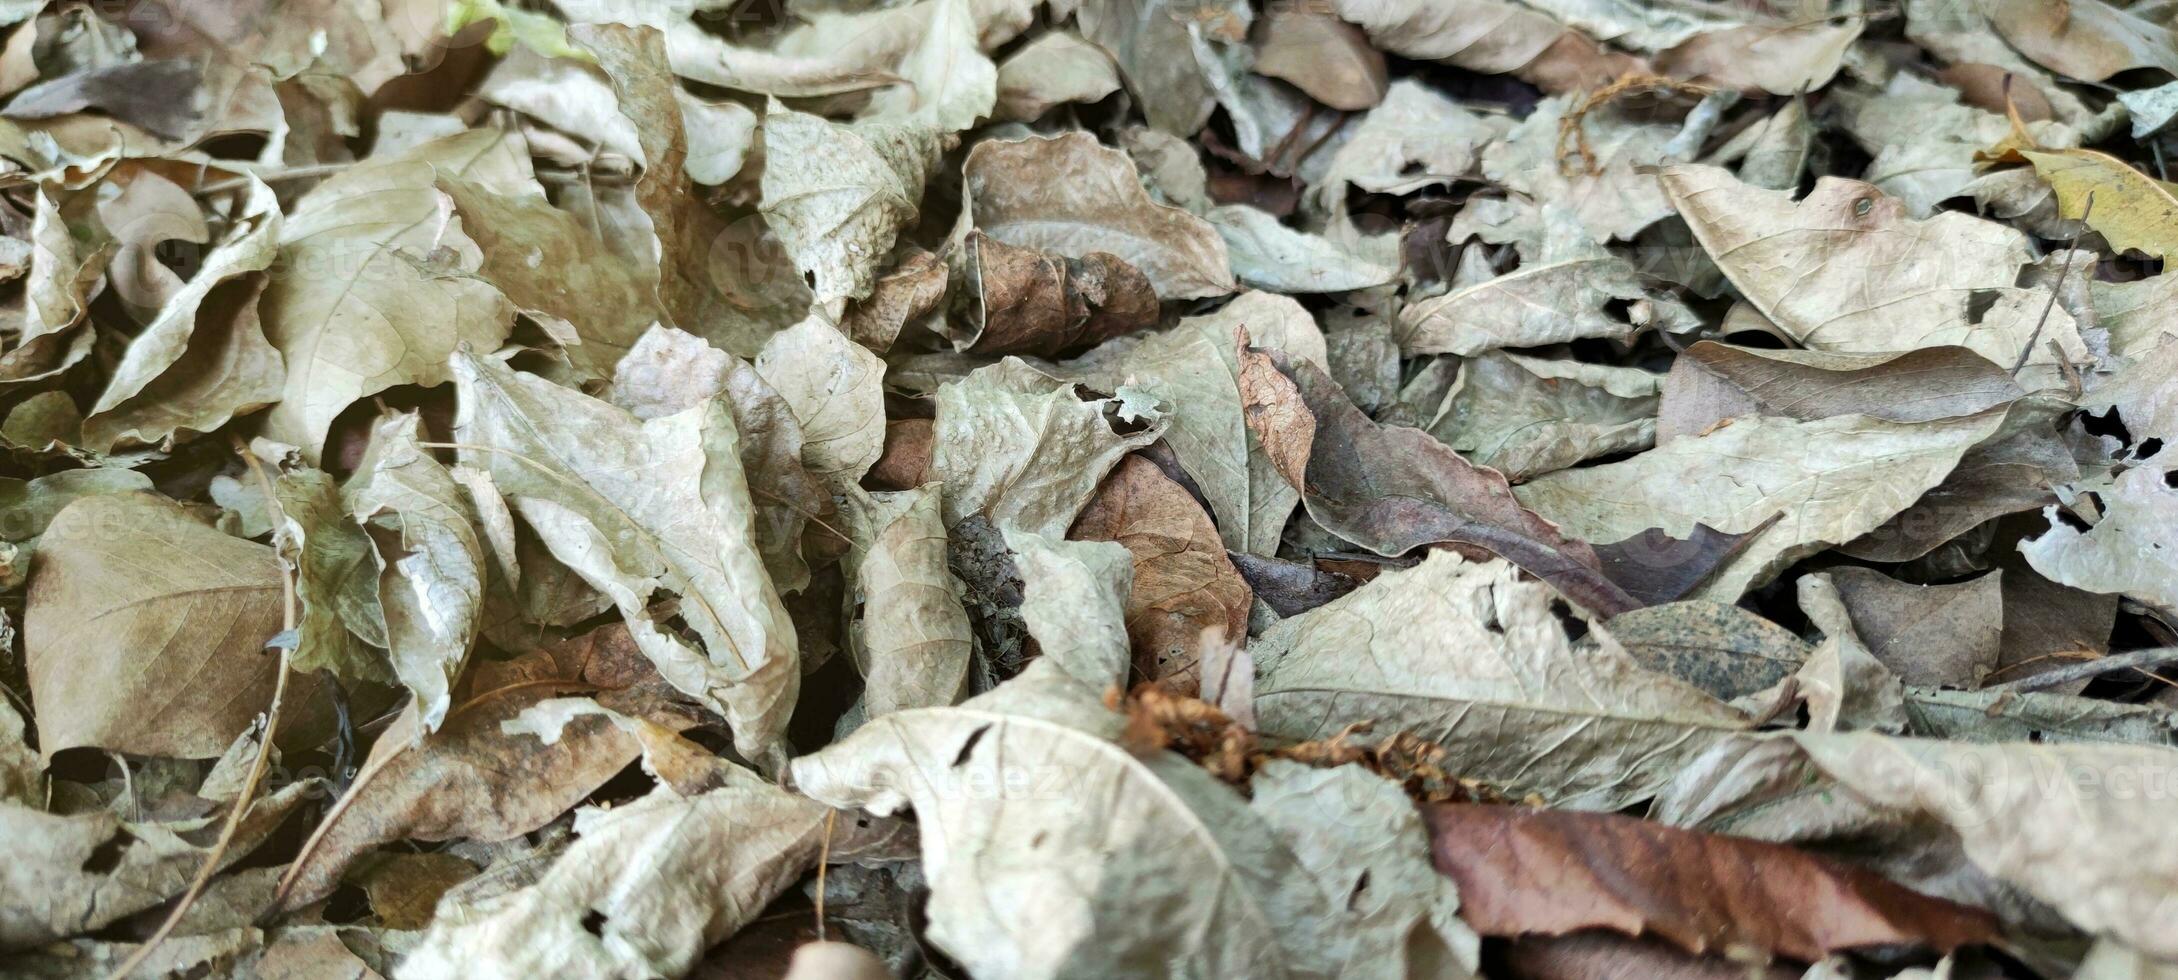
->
754, 316, 887, 486
1070, 455, 1253, 695
1328, 0, 1646, 93
1424, 803, 1998, 960
962, 131, 1234, 300
790, 661, 1350, 979
994, 31, 1121, 122
758, 103, 939, 305
841, 484, 973, 722
943, 231, 1160, 356
928, 358, 1166, 537
1251, 5, 1387, 111
451, 350, 799, 767
84, 176, 283, 450
1253, 552, 1750, 809
1004, 528, 1134, 693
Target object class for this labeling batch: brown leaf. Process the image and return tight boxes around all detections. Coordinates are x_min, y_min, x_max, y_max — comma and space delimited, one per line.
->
1826, 567, 2003, 689
943, 231, 1160, 356
25, 492, 305, 761
1252, 6, 1387, 111
1227, 552, 1362, 618
963, 131, 1234, 300
1424, 804, 1999, 961
1497, 931, 1801, 980
1070, 456, 1252, 695
841, 248, 948, 354
1237, 341, 1638, 615
867, 418, 936, 491
1605, 601, 1809, 701
276, 623, 700, 910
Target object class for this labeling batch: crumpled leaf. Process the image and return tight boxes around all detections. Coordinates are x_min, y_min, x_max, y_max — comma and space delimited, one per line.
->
2022, 460, 2178, 615
789, 660, 1348, 979
1424, 802, 1996, 960
0, 782, 314, 951
1516, 406, 2009, 599
1067, 290, 1324, 555
1253, 552, 1750, 809
1794, 732, 2178, 959
348, 412, 488, 730
841, 484, 973, 722
1074, 0, 1246, 136
1978, 0, 2178, 82
270, 466, 391, 684
1003, 527, 1134, 693
1311, 79, 1504, 208
25, 492, 289, 760
610, 325, 829, 593
928, 358, 1166, 537
402, 763, 832, 979
1069, 455, 1252, 695
943, 231, 1160, 356
450, 350, 799, 767
760, 104, 938, 304
257, 130, 523, 461
754, 316, 887, 485
83, 176, 283, 450
963, 131, 1234, 300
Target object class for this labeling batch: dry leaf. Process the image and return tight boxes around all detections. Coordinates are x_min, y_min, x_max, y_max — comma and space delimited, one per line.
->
1824, 567, 2002, 690
943, 231, 1160, 355
1605, 601, 1809, 701
759, 104, 938, 305
754, 316, 887, 486
2022, 461, 2178, 615
928, 358, 1166, 537
994, 31, 1121, 122
1253, 552, 1750, 809
451, 351, 799, 767
1425, 803, 1997, 960
1252, 6, 1386, 111
1415, 352, 1659, 481
256, 130, 524, 461
790, 661, 1350, 978
1070, 455, 1252, 694
963, 131, 1234, 300
1066, 290, 1325, 556
1239, 343, 1639, 615
841, 484, 973, 721
277, 623, 697, 909
26, 492, 289, 760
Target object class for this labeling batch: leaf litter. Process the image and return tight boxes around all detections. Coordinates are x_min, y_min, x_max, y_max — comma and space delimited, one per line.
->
7, 0, 2178, 976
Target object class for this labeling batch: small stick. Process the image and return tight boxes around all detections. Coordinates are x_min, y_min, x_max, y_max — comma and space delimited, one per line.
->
105, 441, 299, 980
1991, 646, 2178, 692
813, 810, 838, 942
2012, 190, 2094, 376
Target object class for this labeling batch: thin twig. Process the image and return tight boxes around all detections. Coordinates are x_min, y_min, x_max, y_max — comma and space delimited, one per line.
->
2012, 190, 2094, 376
1991, 646, 2178, 692
814, 809, 838, 942
105, 441, 299, 980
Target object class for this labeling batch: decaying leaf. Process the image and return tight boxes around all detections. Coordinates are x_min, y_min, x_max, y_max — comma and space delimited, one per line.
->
2022, 461, 2178, 615
759, 104, 938, 305
962, 132, 1234, 300
1254, 552, 1750, 809
943, 231, 1160, 356
1425, 803, 1996, 960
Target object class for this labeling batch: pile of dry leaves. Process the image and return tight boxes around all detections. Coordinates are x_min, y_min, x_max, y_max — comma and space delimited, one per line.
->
6, 0, 2178, 976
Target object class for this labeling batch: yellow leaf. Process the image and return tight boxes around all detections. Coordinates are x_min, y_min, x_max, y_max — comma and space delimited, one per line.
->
2020, 147, 2178, 260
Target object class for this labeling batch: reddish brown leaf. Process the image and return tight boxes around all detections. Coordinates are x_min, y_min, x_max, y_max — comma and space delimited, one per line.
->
1425, 804, 1998, 962
944, 231, 1160, 356
1071, 455, 1252, 694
